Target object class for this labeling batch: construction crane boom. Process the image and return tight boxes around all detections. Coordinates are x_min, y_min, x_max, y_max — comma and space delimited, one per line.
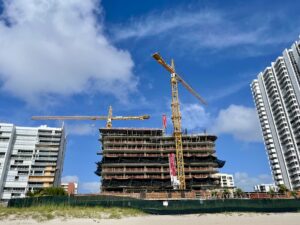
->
32, 106, 150, 128
32, 116, 108, 120
153, 53, 207, 105
152, 52, 207, 190
176, 74, 207, 105
31, 115, 150, 120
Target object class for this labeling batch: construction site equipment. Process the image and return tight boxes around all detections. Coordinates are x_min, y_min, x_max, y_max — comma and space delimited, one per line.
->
152, 53, 207, 190
32, 106, 150, 128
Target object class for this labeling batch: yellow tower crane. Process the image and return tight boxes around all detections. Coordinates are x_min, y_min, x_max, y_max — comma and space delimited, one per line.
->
32, 106, 150, 128
152, 53, 207, 190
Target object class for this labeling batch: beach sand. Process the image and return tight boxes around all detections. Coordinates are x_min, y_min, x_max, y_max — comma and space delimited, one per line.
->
1, 213, 300, 225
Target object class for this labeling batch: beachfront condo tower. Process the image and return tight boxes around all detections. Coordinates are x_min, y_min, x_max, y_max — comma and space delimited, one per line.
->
251, 38, 300, 190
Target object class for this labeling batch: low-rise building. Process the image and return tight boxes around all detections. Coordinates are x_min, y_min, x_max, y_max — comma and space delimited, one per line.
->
61, 182, 78, 195
216, 173, 235, 189
254, 184, 278, 192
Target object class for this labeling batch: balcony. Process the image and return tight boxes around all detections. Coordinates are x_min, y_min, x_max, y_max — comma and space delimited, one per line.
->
38, 137, 61, 142
35, 157, 57, 161
269, 154, 277, 160
33, 162, 56, 166
272, 165, 280, 170
290, 170, 300, 177
28, 176, 54, 183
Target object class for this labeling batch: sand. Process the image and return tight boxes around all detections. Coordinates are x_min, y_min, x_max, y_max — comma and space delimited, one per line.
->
1, 213, 300, 225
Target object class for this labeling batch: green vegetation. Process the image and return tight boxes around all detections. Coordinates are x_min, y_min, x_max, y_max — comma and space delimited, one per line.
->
278, 184, 288, 195
211, 190, 218, 198
290, 191, 298, 199
222, 189, 231, 199
26, 187, 67, 197
234, 188, 244, 198
268, 188, 276, 198
0, 205, 144, 221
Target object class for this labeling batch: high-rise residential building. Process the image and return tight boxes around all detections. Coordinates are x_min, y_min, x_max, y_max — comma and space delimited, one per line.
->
251, 38, 300, 190
0, 123, 66, 200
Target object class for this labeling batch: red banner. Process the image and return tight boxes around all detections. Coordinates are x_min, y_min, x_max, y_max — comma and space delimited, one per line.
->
168, 153, 176, 176
162, 114, 167, 129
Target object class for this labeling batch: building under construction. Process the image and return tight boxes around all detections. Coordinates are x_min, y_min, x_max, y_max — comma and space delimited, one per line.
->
96, 128, 225, 193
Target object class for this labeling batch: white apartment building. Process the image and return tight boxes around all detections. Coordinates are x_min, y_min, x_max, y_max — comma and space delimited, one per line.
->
251, 38, 300, 190
216, 173, 235, 189
254, 184, 278, 192
0, 123, 66, 200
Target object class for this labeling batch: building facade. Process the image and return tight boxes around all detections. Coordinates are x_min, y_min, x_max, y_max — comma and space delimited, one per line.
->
61, 182, 78, 195
216, 173, 235, 189
251, 38, 300, 190
96, 128, 225, 193
254, 184, 278, 193
0, 123, 66, 200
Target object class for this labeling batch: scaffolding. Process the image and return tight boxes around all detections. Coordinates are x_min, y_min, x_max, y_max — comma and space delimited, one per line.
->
96, 128, 225, 193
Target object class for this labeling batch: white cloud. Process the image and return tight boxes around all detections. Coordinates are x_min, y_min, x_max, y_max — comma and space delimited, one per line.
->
181, 103, 210, 131
211, 105, 262, 142
65, 123, 97, 136
111, 7, 299, 53
61, 175, 79, 183
61, 175, 101, 194
177, 103, 262, 142
81, 181, 101, 193
112, 9, 221, 42
206, 81, 249, 102
0, 0, 136, 105
234, 172, 273, 191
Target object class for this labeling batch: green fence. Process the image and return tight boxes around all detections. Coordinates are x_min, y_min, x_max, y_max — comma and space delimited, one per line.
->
7, 196, 300, 214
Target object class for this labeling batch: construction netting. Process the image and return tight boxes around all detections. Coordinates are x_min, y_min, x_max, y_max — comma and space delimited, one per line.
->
7, 195, 300, 214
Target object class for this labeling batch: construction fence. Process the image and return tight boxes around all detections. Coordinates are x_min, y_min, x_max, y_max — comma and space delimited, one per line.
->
7, 195, 300, 214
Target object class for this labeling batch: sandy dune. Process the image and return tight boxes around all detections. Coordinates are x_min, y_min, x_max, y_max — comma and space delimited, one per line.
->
1, 213, 300, 225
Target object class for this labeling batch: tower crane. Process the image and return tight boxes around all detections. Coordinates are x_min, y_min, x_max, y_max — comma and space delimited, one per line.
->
152, 53, 207, 190
32, 106, 150, 128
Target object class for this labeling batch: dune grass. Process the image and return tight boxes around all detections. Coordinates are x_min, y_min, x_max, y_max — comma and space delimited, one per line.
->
0, 205, 145, 221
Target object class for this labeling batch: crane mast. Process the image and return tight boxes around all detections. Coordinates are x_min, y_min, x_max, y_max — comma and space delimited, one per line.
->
170, 60, 186, 189
152, 52, 206, 190
106, 105, 113, 128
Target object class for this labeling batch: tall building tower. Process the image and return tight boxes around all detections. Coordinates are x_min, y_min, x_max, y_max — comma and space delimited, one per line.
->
0, 123, 66, 200
251, 38, 300, 190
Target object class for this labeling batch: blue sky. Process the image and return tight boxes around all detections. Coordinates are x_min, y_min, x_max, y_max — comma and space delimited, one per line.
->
0, 0, 300, 192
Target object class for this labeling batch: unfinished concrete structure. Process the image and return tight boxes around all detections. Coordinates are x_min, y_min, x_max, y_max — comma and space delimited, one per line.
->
96, 128, 225, 193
